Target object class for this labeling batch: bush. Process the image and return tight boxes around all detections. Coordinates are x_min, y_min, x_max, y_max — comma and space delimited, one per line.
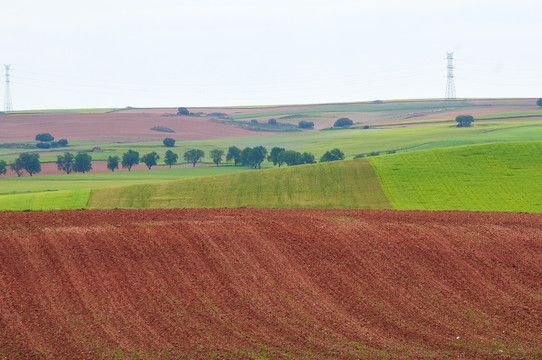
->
334, 118, 353, 127
151, 126, 175, 133
57, 139, 68, 147
362, 125, 370, 129
35, 133, 54, 142
163, 138, 176, 147
177, 107, 190, 116
268, 118, 277, 125
537, 98, 542, 107
251, 119, 259, 124
36, 142, 51, 149
298, 120, 314, 129
456, 115, 474, 127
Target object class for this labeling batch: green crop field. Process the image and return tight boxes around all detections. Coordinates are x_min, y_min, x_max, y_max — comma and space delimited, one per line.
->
370, 141, 542, 212
87, 159, 390, 210
0, 189, 90, 211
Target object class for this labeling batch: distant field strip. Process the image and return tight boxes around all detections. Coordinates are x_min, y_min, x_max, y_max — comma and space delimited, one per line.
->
88, 159, 390, 209
0, 189, 90, 211
370, 142, 542, 212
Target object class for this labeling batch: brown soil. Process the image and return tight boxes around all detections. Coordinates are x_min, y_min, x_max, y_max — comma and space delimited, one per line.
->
1, 208, 541, 359
0, 111, 279, 143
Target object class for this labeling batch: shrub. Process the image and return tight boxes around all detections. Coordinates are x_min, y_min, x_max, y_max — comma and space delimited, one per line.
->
334, 118, 353, 127
151, 126, 175, 133
57, 139, 68, 147
298, 120, 314, 129
177, 107, 190, 116
36, 142, 51, 149
163, 138, 176, 147
35, 133, 54, 142
268, 118, 277, 125
456, 115, 474, 127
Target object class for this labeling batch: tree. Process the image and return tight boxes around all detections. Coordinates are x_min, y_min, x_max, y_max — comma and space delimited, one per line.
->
226, 146, 242, 166
10, 158, 24, 177
240, 147, 252, 166
281, 150, 303, 166
334, 118, 353, 127
56, 152, 75, 174
268, 118, 277, 125
164, 150, 178, 168
177, 107, 190, 116
248, 146, 267, 169
163, 137, 176, 147
36, 142, 51, 149
320, 148, 344, 162
35, 133, 54, 142
0, 160, 6, 176
210, 149, 224, 167
455, 114, 474, 127
302, 152, 316, 164
107, 155, 119, 172
268, 147, 286, 167
57, 139, 68, 147
298, 120, 314, 129
141, 152, 160, 170
537, 98, 542, 107
184, 149, 205, 167
122, 150, 140, 171
19, 153, 41, 176
73, 152, 92, 173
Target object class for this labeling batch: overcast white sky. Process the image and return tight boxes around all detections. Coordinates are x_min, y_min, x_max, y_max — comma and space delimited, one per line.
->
1, 0, 540, 110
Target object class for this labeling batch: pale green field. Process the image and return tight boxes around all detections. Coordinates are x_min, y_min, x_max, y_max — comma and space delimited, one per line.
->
370, 142, 542, 212
0, 189, 90, 211
87, 159, 390, 210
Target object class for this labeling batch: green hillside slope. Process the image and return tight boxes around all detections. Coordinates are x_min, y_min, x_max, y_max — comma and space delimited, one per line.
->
87, 159, 390, 209
370, 141, 542, 212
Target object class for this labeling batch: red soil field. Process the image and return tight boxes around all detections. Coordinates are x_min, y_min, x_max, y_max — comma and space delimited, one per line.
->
1, 208, 541, 359
0, 111, 279, 143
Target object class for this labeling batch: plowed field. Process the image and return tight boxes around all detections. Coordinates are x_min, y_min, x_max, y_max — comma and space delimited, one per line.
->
1, 209, 541, 359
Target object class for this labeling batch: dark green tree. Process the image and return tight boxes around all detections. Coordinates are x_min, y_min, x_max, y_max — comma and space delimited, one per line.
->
267, 147, 286, 167
0, 160, 6, 176
57, 139, 68, 147
141, 152, 160, 170
163, 137, 176, 147
122, 150, 140, 171
268, 118, 277, 125
281, 150, 303, 166
107, 155, 120, 172
164, 150, 178, 168
302, 152, 316, 164
455, 115, 474, 127
73, 152, 93, 173
240, 147, 252, 166
248, 146, 268, 169
56, 152, 75, 174
537, 98, 542, 107
210, 149, 224, 167
19, 153, 41, 176
226, 146, 242, 166
334, 118, 353, 127
320, 148, 344, 162
184, 149, 205, 167
35, 133, 54, 142
10, 158, 24, 177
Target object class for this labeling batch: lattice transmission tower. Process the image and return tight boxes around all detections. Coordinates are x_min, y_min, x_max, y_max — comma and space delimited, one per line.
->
4, 64, 13, 112
445, 52, 456, 102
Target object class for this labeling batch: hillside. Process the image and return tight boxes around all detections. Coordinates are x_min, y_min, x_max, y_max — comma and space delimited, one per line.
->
1, 208, 541, 359
87, 159, 390, 210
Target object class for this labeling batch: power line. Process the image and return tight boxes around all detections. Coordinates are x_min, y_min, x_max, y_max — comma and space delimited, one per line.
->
445, 52, 456, 102
4, 64, 12, 112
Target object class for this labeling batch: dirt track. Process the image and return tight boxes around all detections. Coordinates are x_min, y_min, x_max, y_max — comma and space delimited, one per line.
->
1, 208, 542, 359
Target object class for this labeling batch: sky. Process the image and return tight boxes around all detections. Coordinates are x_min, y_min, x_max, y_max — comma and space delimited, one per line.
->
1, 0, 540, 110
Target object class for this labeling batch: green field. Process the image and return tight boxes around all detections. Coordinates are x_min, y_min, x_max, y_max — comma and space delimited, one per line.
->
370, 142, 542, 212
87, 159, 390, 209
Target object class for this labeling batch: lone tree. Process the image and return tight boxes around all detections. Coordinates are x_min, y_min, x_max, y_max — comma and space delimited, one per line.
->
56, 152, 75, 174
226, 146, 242, 166
177, 107, 190, 116
334, 118, 353, 127
73, 152, 92, 173
184, 149, 205, 167
268, 118, 277, 125
163, 137, 176, 147
268, 147, 286, 167
19, 153, 41, 176
35, 133, 54, 142
455, 114, 474, 127
537, 98, 542, 107
210, 149, 224, 167
164, 150, 178, 168
0, 160, 6, 176
107, 155, 119, 172
141, 152, 160, 170
122, 150, 140, 171
10, 158, 24, 177
320, 148, 345, 162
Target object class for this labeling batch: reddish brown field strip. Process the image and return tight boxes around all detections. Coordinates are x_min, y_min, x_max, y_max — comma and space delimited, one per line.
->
1, 209, 541, 359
